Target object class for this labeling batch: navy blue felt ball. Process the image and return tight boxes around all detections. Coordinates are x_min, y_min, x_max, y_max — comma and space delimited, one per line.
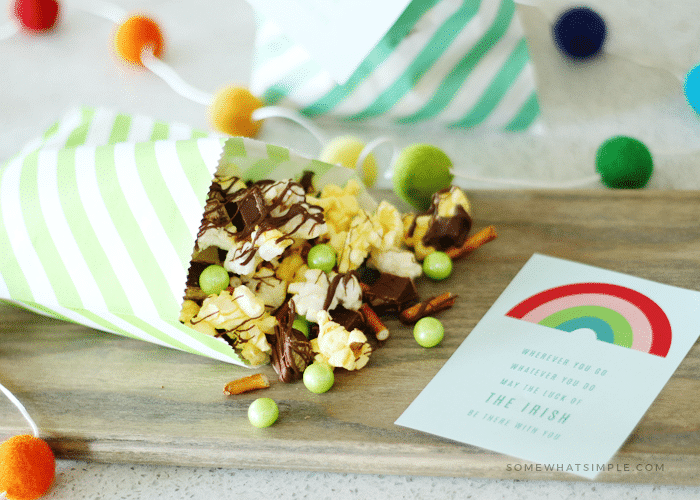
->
552, 7, 606, 60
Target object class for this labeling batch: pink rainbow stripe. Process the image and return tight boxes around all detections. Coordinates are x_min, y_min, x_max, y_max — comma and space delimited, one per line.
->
521, 293, 653, 353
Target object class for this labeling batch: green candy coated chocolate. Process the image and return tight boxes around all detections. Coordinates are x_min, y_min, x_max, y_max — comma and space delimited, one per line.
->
423, 251, 453, 281
595, 136, 653, 189
198, 264, 230, 296
248, 398, 279, 428
392, 144, 454, 211
307, 243, 336, 273
292, 316, 310, 338
413, 317, 444, 348
303, 362, 335, 394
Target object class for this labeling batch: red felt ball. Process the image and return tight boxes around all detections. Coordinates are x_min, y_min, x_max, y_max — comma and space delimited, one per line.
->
0, 435, 55, 500
13, 0, 60, 32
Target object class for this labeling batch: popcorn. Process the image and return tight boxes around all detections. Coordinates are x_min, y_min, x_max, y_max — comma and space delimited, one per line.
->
337, 211, 380, 273
368, 249, 422, 279
191, 285, 275, 364
287, 269, 363, 322
435, 185, 472, 218
370, 201, 403, 252
241, 265, 288, 309
311, 310, 371, 371
224, 227, 292, 276
259, 180, 307, 216
197, 226, 236, 252
309, 180, 362, 235
287, 269, 329, 322
276, 252, 305, 283
403, 214, 434, 261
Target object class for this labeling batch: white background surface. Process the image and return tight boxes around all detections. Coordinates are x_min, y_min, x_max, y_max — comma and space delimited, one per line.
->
2, 0, 700, 498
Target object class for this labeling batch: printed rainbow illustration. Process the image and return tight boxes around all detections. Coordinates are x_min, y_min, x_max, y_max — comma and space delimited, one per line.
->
505, 282, 672, 357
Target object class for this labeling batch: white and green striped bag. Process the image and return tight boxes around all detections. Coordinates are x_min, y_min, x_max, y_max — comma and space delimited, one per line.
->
0, 107, 374, 366
251, 0, 540, 131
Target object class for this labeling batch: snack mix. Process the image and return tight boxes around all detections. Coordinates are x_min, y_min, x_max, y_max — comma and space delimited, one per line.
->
180, 173, 494, 383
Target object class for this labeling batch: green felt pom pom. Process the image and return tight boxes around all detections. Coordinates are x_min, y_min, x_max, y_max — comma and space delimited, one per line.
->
392, 144, 454, 211
595, 136, 653, 189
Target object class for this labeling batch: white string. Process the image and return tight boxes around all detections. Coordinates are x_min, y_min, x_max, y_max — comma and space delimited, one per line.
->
357, 136, 397, 175
0, 381, 40, 438
451, 170, 602, 188
0, 22, 18, 41
252, 106, 326, 147
141, 47, 214, 106
73, 0, 127, 23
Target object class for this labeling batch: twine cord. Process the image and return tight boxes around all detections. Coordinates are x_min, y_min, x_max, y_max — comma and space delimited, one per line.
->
0, 381, 39, 438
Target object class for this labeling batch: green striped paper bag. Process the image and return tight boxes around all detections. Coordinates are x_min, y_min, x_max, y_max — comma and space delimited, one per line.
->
0, 107, 375, 366
251, 0, 540, 131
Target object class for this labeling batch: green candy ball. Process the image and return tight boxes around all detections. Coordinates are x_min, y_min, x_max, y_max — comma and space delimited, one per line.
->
248, 398, 279, 428
303, 362, 335, 394
413, 317, 445, 348
423, 251, 453, 281
307, 243, 336, 273
292, 316, 311, 338
595, 136, 653, 189
392, 144, 454, 211
199, 264, 230, 296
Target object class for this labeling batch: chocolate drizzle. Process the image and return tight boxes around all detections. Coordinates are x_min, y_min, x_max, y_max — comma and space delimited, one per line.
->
195, 178, 326, 268
323, 272, 357, 311
270, 300, 314, 383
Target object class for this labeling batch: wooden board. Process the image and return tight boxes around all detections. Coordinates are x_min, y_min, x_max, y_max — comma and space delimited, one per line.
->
2, 190, 700, 485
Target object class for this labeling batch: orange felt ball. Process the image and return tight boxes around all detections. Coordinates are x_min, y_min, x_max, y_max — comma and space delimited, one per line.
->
114, 15, 164, 65
209, 86, 264, 138
0, 435, 55, 500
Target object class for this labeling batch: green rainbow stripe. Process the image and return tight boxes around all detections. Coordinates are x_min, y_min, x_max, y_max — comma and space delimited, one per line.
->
539, 306, 633, 348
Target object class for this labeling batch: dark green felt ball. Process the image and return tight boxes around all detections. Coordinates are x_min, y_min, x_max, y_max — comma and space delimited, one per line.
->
595, 136, 653, 189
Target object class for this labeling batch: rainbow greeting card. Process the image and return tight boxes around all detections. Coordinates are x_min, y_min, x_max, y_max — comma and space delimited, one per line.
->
396, 254, 700, 479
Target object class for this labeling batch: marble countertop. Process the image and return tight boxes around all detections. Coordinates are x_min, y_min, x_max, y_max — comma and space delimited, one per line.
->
2, 0, 700, 498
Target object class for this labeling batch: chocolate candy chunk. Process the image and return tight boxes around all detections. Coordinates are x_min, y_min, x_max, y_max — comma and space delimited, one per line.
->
363, 272, 419, 314
227, 187, 268, 234
329, 306, 367, 334
422, 204, 472, 251
185, 261, 210, 288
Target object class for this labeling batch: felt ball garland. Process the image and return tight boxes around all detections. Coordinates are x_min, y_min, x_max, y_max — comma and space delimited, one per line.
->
0, 0, 696, 197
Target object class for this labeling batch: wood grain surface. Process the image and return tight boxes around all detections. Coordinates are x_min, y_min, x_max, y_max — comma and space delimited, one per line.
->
2, 190, 700, 485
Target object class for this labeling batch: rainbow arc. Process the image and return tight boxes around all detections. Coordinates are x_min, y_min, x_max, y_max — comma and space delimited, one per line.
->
506, 282, 671, 357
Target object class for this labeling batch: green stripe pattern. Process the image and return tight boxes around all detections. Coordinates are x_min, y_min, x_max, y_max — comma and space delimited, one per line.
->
251, 0, 539, 130
0, 106, 375, 366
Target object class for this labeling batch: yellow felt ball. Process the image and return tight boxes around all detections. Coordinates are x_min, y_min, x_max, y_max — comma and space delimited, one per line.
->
0, 435, 55, 500
114, 15, 164, 65
209, 86, 264, 138
319, 136, 378, 187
